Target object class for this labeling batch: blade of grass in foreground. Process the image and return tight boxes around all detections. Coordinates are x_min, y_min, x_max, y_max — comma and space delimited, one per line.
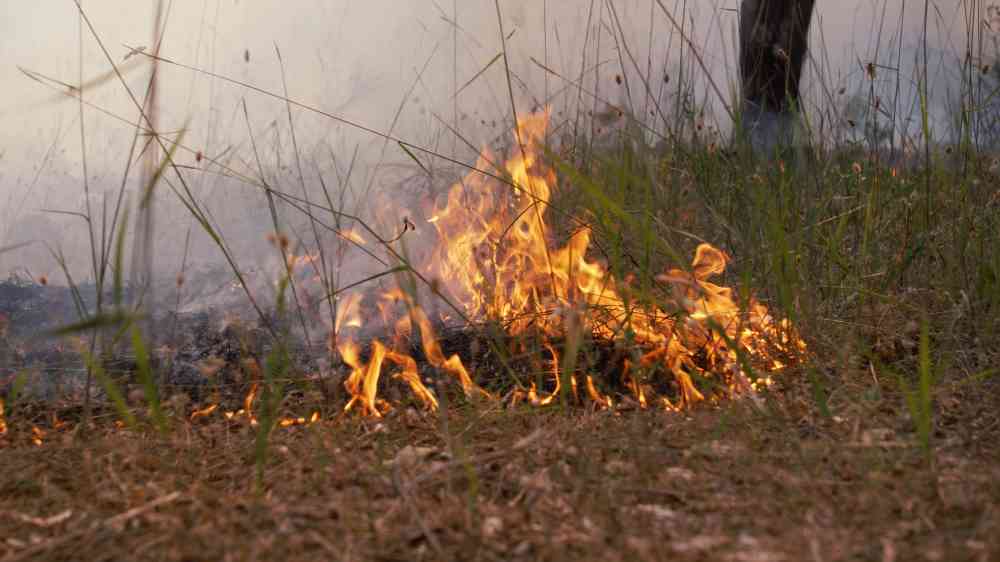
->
47, 311, 138, 338
897, 318, 935, 458
806, 367, 832, 419
3, 371, 29, 417
131, 324, 167, 433
81, 350, 136, 430
0, 242, 34, 255
255, 275, 291, 493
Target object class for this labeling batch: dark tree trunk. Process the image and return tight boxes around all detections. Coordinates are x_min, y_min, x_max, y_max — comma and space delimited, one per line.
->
739, 0, 816, 152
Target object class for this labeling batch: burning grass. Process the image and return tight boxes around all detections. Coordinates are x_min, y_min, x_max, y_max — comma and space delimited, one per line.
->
325, 112, 805, 417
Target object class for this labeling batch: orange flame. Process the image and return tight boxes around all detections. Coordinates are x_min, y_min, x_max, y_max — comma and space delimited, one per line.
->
333, 110, 804, 414
190, 403, 218, 421
278, 411, 320, 427
341, 338, 388, 417
31, 426, 45, 447
222, 382, 260, 425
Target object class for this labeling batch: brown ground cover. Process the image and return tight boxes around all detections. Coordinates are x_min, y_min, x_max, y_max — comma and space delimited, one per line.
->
1, 366, 996, 562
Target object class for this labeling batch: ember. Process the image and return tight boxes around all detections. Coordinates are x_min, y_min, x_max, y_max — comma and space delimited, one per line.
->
332, 111, 805, 415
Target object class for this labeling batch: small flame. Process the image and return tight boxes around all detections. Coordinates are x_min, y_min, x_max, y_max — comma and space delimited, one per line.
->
278, 411, 320, 427
244, 383, 258, 415
223, 383, 260, 425
341, 338, 388, 417
407, 302, 490, 399
585, 375, 613, 408
190, 403, 218, 421
334, 292, 364, 334
384, 348, 439, 411
31, 426, 45, 447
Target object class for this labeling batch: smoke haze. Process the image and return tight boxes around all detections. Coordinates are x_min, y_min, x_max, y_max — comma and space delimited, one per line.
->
0, 1, 990, 288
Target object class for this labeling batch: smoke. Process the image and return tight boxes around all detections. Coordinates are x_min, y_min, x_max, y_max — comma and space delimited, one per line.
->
0, 1, 988, 287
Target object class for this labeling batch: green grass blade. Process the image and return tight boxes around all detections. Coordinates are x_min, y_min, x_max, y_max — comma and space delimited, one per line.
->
113, 205, 131, 308
916, 318, 934, 454
255, 275, 291, 492
131, 324, 167, 433
4, 371, 29, 414
82, 350, 136, 429
48, 311, 136, 337
806, 367, 832, 419
398, 141, 431, 177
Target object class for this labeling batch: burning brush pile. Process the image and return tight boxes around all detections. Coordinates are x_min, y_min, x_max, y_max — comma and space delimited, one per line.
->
324, 111, 805, 416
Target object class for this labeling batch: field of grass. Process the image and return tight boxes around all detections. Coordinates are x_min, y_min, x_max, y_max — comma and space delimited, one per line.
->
3, 1, 1000, 561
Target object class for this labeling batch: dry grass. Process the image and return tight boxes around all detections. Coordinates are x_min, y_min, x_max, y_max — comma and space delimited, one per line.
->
1, 367, 997, 562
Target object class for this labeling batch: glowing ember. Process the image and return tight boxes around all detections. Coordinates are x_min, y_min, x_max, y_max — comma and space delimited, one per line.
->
278, 411, 320, 427
189, 403, 218, 421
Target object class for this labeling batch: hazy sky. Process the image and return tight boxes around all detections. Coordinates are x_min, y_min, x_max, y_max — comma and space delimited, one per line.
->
0, 1, 985, 281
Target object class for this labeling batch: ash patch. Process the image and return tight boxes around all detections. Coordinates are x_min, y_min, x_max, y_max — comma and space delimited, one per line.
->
0, 277, 133, 401
0, 276, 114, 338
158, 311, 268, 403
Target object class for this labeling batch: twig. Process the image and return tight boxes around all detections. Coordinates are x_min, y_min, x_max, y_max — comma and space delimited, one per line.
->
1, 492, 181, 562
391, 465, 446, 558
409, 428, 545, 488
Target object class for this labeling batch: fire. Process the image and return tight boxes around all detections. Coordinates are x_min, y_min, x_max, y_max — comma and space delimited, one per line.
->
326, 110, 805, 414
279, 411, 320, 427
190, 403, 218, 421
0, 115, 804, 448
190, 389, 320, 428
340, 338, 388, 417
222, 382, 259, 425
